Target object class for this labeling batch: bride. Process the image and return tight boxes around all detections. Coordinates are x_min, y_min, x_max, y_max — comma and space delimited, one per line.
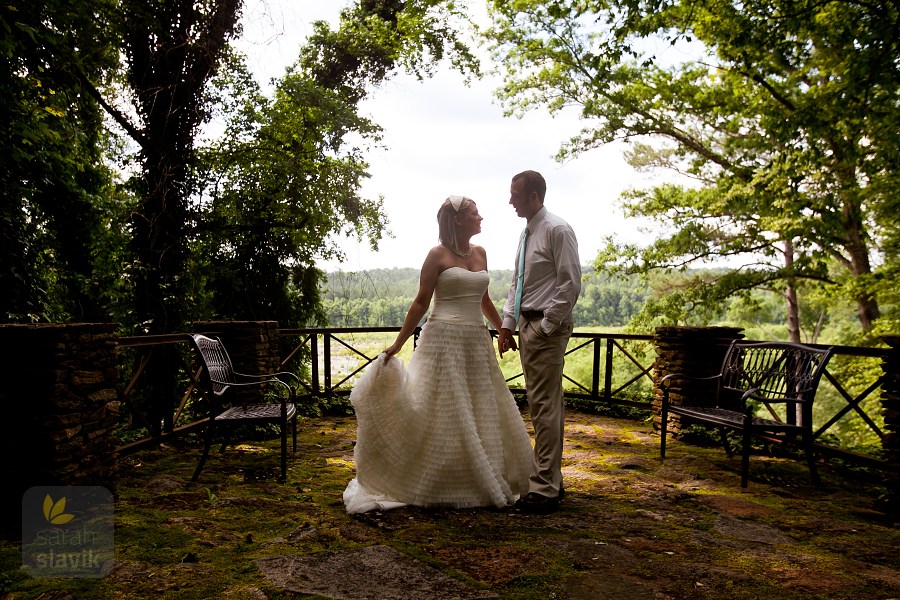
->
342, 195, 533, 513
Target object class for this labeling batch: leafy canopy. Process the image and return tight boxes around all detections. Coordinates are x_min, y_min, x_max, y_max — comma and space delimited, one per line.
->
486, 0, 900, 337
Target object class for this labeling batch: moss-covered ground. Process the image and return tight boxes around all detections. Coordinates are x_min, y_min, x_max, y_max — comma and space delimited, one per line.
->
2, 410, 898, 599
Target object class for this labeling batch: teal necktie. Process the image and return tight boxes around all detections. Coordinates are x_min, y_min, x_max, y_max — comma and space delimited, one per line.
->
514, 227, 529, 322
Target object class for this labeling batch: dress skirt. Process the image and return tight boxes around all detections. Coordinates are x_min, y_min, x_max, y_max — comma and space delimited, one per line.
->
343, 319, 533, 513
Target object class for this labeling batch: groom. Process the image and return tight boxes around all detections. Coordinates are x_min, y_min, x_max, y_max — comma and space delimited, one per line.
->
498, 170, 581, 514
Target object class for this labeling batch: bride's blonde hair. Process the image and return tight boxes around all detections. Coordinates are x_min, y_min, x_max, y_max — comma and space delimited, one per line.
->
437, 195, 474, 254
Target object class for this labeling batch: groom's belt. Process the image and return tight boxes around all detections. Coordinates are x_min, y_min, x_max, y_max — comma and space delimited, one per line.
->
520, 310, 544, 320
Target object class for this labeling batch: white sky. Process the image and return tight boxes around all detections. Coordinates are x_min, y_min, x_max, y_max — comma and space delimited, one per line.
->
235, 0, 656, 273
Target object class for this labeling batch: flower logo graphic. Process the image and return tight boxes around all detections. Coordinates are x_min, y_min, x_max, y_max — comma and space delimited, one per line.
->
42, 494, 74, 525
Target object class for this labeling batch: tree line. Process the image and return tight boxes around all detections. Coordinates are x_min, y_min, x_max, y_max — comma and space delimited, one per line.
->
322, 268, 652, 329
321, 266, 839, 344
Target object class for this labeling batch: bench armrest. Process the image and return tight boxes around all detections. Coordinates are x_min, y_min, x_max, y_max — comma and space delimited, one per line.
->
209, 376, 296, 401
232, 370, 299, 384
660, 372, 723, 388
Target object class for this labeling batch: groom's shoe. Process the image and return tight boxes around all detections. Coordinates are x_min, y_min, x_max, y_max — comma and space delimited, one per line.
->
515, 492, 560, 514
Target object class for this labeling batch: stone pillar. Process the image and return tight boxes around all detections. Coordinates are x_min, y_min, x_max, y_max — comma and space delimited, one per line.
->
651, 326, 745, 434
879, 335, 900, 523
0, 323, 120, 533
192, 321, 281, 403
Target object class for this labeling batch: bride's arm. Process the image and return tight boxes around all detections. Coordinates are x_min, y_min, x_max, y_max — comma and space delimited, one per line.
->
384, 248, 442, 360
480, 250, 513, 353
481, 291, 502, 332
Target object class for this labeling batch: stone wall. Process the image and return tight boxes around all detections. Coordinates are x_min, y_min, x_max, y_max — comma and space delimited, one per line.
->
651, 326, 745, 435
0, 323, 120, 532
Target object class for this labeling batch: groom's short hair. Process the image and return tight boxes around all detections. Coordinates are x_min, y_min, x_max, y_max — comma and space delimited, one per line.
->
512, 170, 546, 202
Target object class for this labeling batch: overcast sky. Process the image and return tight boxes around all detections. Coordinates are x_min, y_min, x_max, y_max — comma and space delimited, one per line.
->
235, 0, 656, 273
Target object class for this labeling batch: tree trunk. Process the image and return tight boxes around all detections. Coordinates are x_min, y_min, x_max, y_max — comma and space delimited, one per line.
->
122, 0, 241, 426
783, 239, 801, 343
846, 237, 880, 333
837, 172, 880, 332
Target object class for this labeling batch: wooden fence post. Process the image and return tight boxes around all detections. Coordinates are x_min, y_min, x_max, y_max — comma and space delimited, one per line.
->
880, 335, 900, 523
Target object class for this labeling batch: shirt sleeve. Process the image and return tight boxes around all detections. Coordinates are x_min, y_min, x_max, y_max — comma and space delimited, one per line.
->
543, 223, 581, 327
501, 246, 521, 331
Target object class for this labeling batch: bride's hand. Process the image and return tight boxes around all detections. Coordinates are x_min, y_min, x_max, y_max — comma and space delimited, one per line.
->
498, 328, 517, 357
383, 344, 400, 363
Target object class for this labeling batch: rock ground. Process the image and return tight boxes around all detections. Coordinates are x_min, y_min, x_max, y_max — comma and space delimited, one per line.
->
5, 410, 899, 599
224, 412, 900, 599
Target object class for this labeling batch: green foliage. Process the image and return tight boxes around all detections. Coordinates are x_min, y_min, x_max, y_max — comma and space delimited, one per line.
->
301, 394, 356, 418
193, 39, 395, 325
485, 0, 900, 335
5, 1, 481, 331
188, 2, 478, 327
1, 2, 123, 322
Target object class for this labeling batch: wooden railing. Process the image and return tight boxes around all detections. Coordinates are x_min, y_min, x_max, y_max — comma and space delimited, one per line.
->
277, 328, 658, 412
115, 327, 891, 470
802, 342, 890, 467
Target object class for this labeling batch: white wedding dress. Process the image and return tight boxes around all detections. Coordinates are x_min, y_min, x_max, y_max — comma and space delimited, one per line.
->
343, 267, 533, 513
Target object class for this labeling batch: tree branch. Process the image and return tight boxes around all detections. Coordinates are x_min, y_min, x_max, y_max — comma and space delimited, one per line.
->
73, 67, 148, 149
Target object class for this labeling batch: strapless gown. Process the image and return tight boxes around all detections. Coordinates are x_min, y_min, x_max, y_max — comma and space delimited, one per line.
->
342, 267, 533, 513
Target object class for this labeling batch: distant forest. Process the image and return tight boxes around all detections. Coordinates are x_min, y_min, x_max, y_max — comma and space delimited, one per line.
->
322, 268, 649, 328
321, 266, 855, 344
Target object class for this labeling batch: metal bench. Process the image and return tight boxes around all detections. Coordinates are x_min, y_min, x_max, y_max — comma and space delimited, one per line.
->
189, 334, 299, 483
659, 340, 834, 487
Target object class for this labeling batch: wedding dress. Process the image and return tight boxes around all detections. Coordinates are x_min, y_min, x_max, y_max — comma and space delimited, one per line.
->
343, 267, 533, 513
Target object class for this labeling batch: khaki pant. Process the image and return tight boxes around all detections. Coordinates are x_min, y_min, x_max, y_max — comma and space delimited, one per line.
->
518, 318, 572, 498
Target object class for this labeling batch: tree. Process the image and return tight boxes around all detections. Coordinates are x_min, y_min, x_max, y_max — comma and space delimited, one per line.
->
1, 2, 121, 322
486, 0, 900, 338
114, 0, 244, 335
5, 0, 478, 433
192, 1, 477, 326
6, 1, 478, 332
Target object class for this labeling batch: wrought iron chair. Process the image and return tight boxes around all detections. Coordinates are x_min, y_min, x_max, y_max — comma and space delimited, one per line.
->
659, 340, 834, 487
189, 334, 298, 483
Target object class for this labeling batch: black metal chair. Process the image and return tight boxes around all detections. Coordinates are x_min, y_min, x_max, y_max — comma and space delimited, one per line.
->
188, 334, 298, 483
659, 340, 834, 487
